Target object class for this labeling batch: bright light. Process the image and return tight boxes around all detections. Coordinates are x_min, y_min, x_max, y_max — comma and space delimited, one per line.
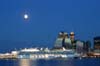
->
24, 14, 28, 19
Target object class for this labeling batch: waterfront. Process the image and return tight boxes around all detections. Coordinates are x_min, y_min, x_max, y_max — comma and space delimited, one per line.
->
0, 58, 100, 66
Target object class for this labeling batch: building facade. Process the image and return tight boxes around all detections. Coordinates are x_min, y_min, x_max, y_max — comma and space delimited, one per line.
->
94, 37, 100, 53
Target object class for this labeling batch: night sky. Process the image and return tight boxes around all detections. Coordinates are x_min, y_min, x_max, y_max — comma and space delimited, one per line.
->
0, 0, 100, 52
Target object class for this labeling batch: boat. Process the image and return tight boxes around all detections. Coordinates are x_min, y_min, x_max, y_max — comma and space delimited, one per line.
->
17, 47, 80, 59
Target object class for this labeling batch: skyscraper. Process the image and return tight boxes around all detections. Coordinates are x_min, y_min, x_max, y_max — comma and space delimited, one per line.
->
54, 32, 72, 49
69, 32, 76, 49
84, 40, 91, 53
76, 41, 84, 53
94, 37, 100, 53
64, 32, 72, 49
54, 32, 76, 49
70, 32, 75, 43
54, 32, 65, 49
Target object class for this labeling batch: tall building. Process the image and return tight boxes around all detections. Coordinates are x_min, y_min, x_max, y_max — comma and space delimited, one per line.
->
70, 32, 75, 43
84, 40, 91, 53
69, 32, 76, 49
94, 37, 100, 53
76, 41, 84, 53
64, 38, 72, 49
94, 37, 100, 49
63, 32, 72, 49
62, 32, 68, 48
54, 32, 65, 49
54, 32, 72, 49
54, 32, 76, 49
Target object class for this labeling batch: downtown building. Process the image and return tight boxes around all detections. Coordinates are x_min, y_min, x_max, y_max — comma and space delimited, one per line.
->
94, 37, 100, 53
54, 32, 72, 49
54, 31, 88, 54
87, 36, 100, 57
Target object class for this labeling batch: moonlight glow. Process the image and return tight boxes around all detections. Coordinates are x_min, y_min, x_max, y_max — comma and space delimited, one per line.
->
24, 14, 29, 19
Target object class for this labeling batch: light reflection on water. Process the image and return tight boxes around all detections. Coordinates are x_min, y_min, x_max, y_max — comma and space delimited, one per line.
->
0, 58, 100, 66
18, 59, 74, 66
19, 59, 31, 66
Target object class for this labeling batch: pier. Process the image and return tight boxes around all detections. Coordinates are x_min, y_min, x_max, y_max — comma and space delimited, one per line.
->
0, 51, 18, 59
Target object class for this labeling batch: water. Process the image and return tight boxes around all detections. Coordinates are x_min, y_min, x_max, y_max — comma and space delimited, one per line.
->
0, 58, 100, 66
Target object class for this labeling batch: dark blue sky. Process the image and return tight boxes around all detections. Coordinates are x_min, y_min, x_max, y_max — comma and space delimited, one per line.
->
0, 0, 100, 51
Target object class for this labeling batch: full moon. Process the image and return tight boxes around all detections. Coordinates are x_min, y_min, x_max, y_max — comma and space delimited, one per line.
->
24, 14, 29, 19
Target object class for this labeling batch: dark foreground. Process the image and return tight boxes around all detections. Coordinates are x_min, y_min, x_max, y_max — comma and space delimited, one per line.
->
0, 58, 100, 66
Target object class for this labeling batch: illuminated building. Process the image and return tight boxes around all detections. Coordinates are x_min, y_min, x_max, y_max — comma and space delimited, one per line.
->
54, 32, 65, 49
64, 35, 72, 49
69, 32, 77, 49
94, 37, 100, 53
84, 41, 91, 53
76, 41, 84, 53
70, 32, 75, 43
54, 32, 72, 49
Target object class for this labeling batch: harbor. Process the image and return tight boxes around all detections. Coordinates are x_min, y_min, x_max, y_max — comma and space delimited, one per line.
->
0, 32, 100, 59
0, 48, 100, 59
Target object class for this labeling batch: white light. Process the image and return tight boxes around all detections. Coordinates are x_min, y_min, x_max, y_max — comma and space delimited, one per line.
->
24, 14, 28, 19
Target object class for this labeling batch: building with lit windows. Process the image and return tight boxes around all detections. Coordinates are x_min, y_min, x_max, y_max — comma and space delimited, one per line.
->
94, 37, 100, 53
54, 32, 65, 49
